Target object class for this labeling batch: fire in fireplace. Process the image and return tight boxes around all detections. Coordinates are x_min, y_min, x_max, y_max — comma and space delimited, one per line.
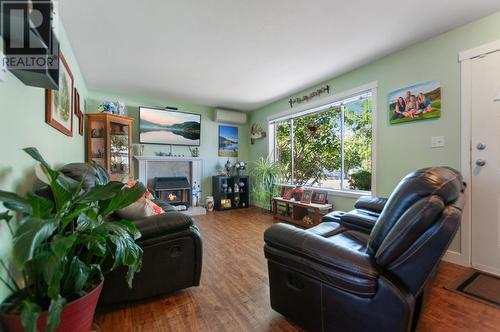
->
153, 177, 191, 208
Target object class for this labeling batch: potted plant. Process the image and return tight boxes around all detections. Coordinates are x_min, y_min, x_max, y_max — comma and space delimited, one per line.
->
0, 148, 146, 332
250, 156, 282, 212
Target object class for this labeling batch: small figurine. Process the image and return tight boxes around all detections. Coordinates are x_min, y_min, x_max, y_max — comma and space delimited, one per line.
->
225, 160, 232, 175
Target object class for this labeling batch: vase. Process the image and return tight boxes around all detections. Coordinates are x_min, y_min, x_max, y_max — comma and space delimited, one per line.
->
1, 282, 103, 332
206, 196, 214, 212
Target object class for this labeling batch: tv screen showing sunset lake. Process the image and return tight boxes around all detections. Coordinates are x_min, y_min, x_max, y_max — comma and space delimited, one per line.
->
139, 107, 201, 146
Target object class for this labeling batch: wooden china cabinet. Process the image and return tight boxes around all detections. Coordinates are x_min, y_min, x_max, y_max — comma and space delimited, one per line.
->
86, 113, 134, 181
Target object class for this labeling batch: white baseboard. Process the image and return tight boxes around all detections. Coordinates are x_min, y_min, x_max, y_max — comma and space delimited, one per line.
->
471, 263, 500, 276
443, 250, 470, 267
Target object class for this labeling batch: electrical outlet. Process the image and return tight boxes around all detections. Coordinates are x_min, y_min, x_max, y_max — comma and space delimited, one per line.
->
0, 52, 7, 82
431, 136, 445, 148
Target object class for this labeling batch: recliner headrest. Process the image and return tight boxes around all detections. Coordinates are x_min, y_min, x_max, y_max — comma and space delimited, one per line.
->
367, 167, 464, 255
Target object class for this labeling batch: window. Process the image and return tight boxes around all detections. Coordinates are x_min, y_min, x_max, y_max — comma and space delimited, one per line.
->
269, 89, 374, 193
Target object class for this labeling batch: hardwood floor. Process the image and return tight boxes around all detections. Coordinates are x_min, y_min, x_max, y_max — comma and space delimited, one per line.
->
96, 208, 500, 332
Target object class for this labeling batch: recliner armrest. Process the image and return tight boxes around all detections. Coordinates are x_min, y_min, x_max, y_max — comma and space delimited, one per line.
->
264, 223, 378, 296
354, 195, 388, 214
340, 210, 378, 233
133, 211, 194, 241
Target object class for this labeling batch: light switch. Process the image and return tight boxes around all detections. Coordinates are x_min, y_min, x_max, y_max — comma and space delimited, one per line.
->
431, 136, 445, 148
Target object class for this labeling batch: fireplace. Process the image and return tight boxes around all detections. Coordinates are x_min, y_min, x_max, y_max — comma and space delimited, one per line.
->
154, 177, 191, 208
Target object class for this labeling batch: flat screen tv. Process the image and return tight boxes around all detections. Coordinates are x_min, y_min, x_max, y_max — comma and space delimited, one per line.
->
139, 107, 201, 146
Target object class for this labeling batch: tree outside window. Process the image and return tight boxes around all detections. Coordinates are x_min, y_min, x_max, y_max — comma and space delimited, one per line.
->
272, 93, 372, 192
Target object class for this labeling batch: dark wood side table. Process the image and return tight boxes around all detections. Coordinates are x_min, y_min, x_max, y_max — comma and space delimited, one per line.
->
272, 197, 333, 228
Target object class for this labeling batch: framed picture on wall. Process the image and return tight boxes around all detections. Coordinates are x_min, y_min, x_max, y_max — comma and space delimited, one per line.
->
388, 80, 441, 125
218, 125, 239, 157
46, 52, 74, 136
74, 88, 84, 136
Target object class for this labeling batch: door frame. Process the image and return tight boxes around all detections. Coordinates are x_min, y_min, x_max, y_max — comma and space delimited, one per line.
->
455, 40, 500, 268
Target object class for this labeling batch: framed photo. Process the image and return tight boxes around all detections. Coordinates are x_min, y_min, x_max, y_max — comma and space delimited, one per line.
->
218, 125, 239, 157
282, 187, 293, 200
312, 190, 328, 204
139, 106, 201, 146
46, 52, 74, 136
300, 189, 313, 204
389, 80, 441, 125
74, 88, 84, 136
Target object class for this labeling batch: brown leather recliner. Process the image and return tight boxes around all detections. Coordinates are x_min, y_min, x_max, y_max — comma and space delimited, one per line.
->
58, 163, 203, 306
264, 167, 465, 332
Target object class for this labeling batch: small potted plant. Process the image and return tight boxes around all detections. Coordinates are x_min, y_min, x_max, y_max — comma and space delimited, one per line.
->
0, 148, 146, 332
234, 162, 247, 176
292, 185, 304, 201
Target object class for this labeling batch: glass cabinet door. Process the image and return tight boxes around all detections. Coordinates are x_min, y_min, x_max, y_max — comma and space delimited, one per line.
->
89, 118, 106, 169
109, 120, 131, 180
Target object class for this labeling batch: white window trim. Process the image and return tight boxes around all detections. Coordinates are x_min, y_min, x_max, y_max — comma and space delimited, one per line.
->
268, 82, 378, 197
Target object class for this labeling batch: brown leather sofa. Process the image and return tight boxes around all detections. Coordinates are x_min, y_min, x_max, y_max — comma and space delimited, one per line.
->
264, 167, 464, 332
57, 163, 203, 306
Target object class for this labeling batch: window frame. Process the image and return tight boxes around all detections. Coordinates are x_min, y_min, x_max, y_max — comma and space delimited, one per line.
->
268, 82, 378, 198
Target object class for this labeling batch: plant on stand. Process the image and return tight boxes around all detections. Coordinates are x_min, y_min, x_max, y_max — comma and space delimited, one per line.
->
0, 148, 146, 332
251, 156, 282, 212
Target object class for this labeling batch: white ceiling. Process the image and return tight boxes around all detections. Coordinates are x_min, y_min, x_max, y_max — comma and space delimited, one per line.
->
59, 0, 500, 111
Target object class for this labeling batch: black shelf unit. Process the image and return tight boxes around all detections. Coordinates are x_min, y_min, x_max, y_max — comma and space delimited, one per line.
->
212, 175, 250, 211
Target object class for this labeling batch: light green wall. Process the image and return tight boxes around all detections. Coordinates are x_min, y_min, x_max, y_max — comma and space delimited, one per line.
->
86, 91, 250, 201
0, 21, 89, 301
249, 12, 500, 251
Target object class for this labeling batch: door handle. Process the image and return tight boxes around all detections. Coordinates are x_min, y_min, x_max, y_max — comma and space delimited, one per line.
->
476, 143, 487, 150
476, 159, 486, 167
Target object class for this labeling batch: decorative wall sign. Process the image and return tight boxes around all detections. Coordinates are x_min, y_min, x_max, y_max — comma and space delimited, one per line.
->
46, 52, 74, 136
389, 80, 441, 125
289, 85, 330, 108
250, 123, 266, 144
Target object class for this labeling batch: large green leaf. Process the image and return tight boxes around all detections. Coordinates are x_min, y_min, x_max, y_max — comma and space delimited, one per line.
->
34, 251, 65, 299
23, 147, 59, 183
50, 234, 77, 258
50, 177, 77, 212
108, 233, 142, 287
20, 300, 42, 332
0, 190, 31, 213
116, 219, 141, 240
75, 181, 125, 204
26, 193, 54, 218
67, 257, 89, 295
13, 217, 58, 267
46, 295, 66, 332
60, 204, 92, 230
84, 235, 107, 257
101, 182, 146, 216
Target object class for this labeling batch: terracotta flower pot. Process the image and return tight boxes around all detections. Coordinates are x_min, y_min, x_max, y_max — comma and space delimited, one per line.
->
1, 282, 103, 332
292, 186, 304, 201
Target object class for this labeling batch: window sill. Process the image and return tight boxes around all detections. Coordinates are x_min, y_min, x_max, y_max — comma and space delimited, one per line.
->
323, 189, 370, 199
281, 184, 371, 199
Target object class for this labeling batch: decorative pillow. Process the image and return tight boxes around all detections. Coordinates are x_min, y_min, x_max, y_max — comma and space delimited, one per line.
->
115, 181, 164, 220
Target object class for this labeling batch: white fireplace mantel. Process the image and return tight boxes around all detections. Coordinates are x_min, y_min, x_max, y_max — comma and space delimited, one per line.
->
134, 156, 203, 191
134, 156, 202, 162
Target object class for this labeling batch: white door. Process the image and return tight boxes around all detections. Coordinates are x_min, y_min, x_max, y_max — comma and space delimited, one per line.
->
471, 49, 500, 275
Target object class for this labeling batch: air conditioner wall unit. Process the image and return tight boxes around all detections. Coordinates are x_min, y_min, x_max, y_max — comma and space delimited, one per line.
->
214, 108, 247, 124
